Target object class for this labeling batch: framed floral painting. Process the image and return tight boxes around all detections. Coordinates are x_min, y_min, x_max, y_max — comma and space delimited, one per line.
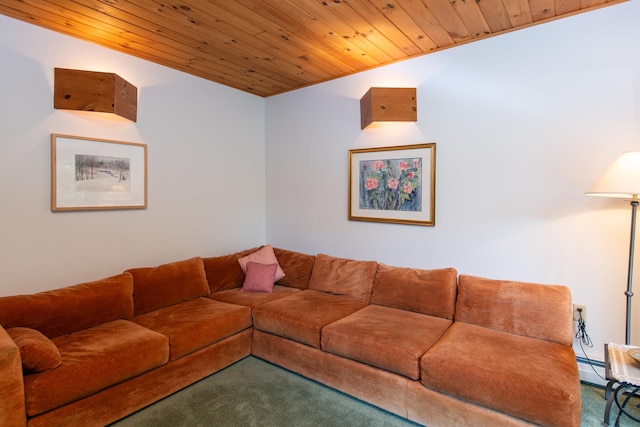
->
349, 143, 435, 226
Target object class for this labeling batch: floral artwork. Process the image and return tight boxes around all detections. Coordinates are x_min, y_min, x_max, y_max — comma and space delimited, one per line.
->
349, 143, 435, 226
359, 158, 421, 211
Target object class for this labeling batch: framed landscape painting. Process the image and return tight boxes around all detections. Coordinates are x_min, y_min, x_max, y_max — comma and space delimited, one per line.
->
51, 134, 147, 211
349, 143, 435, 226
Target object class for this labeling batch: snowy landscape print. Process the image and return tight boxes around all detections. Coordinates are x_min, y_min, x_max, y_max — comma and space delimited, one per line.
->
75, 154, 130, 192
359, 157, 422, 211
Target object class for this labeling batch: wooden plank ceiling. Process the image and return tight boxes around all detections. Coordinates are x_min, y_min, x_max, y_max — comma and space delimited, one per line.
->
0, 0, 625, 97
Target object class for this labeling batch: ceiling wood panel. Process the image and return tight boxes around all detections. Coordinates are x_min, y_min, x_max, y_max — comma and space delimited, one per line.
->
0, 0, 626, 97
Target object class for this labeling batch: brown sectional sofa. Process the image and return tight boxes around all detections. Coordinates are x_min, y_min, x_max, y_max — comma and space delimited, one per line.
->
0, 246, 581, 427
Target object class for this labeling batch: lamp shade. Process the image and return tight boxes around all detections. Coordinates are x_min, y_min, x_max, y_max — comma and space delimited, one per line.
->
586, 152, 640, 199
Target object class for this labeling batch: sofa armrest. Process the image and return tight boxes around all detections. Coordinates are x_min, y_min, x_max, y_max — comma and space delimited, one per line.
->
0, 325, 26, 427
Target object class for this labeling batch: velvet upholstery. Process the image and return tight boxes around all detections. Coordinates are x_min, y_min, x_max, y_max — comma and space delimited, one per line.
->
307, 254, 378, 302
420, 322, 581, 427
252, 330, 410, 418
322, 305, 452, 379
253, 290, 367, 348
133, 297, 251, 360
7, 328, 61, 374
405, 379, 535, 427
202, 247, 259, 293
210, 285, 301, 308
28, 330, 252, 427
253, 329, 411, 419
0, 247, 580, 427
273, 247, 315, 290
253, 330, 536, 427
371, 264, 457, 319
455, 275, 573, 345
128, 257, 210, 316
0, 273, 133, 338
26, 319, 169, 417
0, 326, 26, 427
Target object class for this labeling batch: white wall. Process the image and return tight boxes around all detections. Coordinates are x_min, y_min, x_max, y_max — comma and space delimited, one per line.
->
266, 0, 640, 365
0, 15, 266, 296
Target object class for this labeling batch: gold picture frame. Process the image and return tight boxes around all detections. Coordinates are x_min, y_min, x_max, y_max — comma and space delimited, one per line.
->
51, 134, 147, 211
349, 143, 435, 226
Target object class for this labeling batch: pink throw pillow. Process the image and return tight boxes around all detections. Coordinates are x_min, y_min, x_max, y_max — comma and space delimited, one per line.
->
238, 245, 285, 282
241, 262, 278, 293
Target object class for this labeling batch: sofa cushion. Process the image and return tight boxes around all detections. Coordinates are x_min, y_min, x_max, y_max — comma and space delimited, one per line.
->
128, 257, 210, 316
25, 319, 169, 417
420, 322, 581, 427
133, 297, 251, 360
307, 254, 377, 302
455, 275, 573, 345
202, 247, 260, 293
210, 285, 301, 308
273, 247, 315, 290
0, 273, 134, 338
253, 290, 368, 348
238, 245, 285, 282
371, 265, 457, 319
7, 327, 61, 374
322, 305, 452, 380
242, 262, 278, 293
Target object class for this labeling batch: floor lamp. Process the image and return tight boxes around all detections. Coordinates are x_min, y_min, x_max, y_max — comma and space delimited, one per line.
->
587, 152, 640, 345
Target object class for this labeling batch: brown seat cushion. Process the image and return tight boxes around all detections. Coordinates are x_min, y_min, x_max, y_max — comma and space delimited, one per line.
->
307, 254, 378, 302
133, 297, 251, 360
252, 290, 368, 348
0, 273, 134, 338
420, 322, 581, 427
322, 305, 452, 380
128, 257, 210, 316
25, 319, 169, 417
211, 285, 301, 308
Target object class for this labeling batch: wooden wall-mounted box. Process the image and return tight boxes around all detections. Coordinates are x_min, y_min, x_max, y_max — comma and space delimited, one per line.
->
54, 68, 138, 122
360, 87, 417, 129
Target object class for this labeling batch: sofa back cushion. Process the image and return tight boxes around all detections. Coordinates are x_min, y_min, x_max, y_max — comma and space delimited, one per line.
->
128, 257, 209, 316
202, 247, 260, 293
308, 254, 377, 302
273, 248, 315, 290
0, 273, 134, 338
455, 275, 573, 346
371, 265, 457, 319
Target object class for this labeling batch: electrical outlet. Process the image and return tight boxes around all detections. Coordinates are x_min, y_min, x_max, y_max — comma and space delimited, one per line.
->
573, 304, 587, 322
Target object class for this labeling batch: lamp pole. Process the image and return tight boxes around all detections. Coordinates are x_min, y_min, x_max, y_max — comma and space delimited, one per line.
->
586, 152, 640, 345
625, 198, 638, 345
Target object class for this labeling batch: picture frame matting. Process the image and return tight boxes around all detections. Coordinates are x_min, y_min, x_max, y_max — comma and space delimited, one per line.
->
349, 143, 435, 226
51, 134, 147, 211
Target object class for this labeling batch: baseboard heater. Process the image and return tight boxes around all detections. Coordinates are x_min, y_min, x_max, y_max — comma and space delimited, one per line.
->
577, 355, 606, 387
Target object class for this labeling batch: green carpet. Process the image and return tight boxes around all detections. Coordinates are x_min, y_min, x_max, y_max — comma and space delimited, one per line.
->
110, 356, 640, 426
